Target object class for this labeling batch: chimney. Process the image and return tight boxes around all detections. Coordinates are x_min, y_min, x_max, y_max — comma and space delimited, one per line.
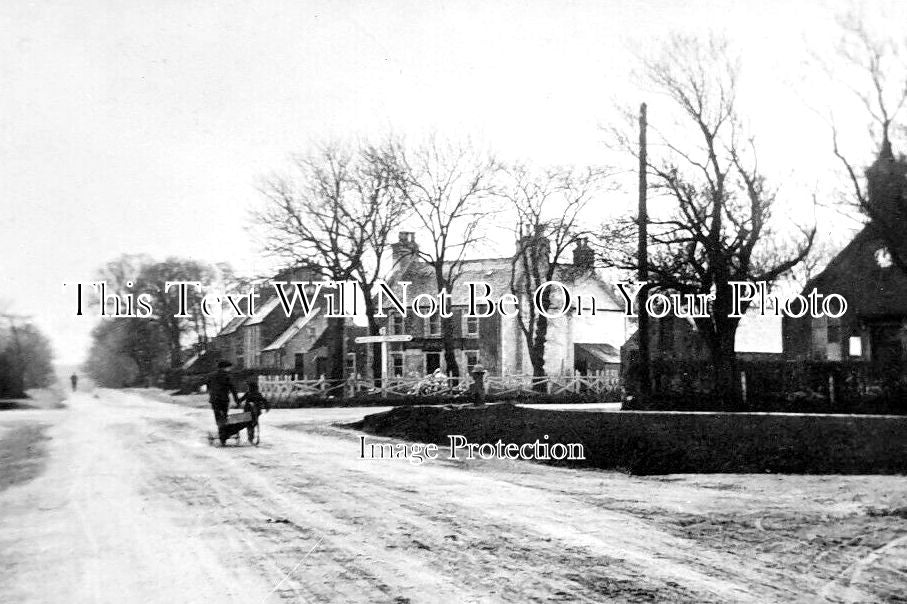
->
573, 238, 595, 273
514, 227, 551, 279
391, 231, 418, 266
515, 223, 550, 260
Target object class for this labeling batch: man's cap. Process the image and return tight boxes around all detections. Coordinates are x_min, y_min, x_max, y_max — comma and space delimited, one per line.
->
217, 360, 233, 368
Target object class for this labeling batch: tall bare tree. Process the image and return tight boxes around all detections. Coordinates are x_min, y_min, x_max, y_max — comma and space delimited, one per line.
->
383, 138, 500, 378
256, 141, 406, 382
608, 35, 815, 407
502, 164, 606, 383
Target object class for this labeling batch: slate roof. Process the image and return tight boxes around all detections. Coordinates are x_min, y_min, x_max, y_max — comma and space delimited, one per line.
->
576, 342, 621, 364
805, 225, 907, 317
262, 310, 320, 352
244, 296, 284, 326
218, 315, 249, 336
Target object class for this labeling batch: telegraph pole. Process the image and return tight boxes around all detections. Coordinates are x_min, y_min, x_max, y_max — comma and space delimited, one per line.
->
637, 103, 651, 398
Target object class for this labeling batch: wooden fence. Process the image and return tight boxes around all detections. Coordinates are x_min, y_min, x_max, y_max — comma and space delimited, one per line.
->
258, 371, 622, 405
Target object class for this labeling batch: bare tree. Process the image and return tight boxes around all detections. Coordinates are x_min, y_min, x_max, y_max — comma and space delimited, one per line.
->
779, 233, 849, 295
383, 138, 501, 378
256, 141, 406, 382
94, 255, 220, 372
825, 12, 907, 272
0, 310, 55, 398
136, 258, 219, 369
608, 35, 815, 407
502, 164, 606, 383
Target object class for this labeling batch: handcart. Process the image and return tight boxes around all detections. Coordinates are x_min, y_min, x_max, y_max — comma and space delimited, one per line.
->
207, 409, 260, 446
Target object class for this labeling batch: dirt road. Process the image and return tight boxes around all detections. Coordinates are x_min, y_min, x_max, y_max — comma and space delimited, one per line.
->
1, 389, 906, 602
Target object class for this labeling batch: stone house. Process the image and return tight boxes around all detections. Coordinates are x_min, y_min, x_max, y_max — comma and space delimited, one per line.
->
259, 309, 368, 379
379, 231, 629, 379
215, 315, 249, 368
212, 267, 320, 371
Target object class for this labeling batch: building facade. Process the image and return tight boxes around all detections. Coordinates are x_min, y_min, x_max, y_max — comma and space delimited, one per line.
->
782, 141, 907, 380
379, 231, 628, 379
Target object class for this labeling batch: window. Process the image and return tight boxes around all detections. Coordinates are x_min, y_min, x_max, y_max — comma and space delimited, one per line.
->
390, 351, 404, 377
849, 336, 862, 357
464, 307, 481, 337
827, 317, 842, 361
426, 314, 441, 337
345, 352, 356, 377
390, 312, 405, 335
464, 350, 480, 373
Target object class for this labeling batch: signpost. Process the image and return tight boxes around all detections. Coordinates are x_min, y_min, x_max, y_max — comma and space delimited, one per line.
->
353, 332, 412, 397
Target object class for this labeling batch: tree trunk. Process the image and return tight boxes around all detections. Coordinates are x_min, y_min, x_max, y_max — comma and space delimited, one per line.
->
441, 315, 460, 379
710, 328, 738, 408
328, 317, 345, 384
710, 281, 742, 409
530, 315, 549, 392
362, 295, 383, 385
167, 322, 182, 369
706, 300, 742, 410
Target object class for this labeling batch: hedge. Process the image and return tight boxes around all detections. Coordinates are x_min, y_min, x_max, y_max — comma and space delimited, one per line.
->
348, 403, 907, 475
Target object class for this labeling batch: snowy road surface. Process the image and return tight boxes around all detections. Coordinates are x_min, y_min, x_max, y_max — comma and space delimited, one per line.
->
1, 389, 906, 602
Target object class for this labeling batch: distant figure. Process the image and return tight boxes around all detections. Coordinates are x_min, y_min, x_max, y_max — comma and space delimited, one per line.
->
206, 360, 239, 444
70, 373, 78, 392
239, 380, 270, 443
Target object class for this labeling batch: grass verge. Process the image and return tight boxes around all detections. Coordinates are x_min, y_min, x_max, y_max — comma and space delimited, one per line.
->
0, 423, 51, 491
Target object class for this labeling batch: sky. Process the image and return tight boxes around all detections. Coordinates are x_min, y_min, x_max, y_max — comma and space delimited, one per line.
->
1, 0, 903, 364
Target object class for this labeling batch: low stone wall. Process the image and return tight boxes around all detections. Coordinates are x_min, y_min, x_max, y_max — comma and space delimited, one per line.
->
349, 403, 907, 475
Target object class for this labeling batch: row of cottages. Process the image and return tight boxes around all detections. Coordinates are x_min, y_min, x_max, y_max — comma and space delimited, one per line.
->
212, 267, 368, 379
783, 139, 907, 377
377, 231, 630, 380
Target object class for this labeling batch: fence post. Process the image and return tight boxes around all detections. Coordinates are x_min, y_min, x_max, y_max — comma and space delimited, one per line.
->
740, 371, 747, 407
829, 374, 835, 407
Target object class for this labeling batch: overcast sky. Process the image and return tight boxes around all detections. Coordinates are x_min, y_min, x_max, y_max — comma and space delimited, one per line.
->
1, 0, 903, 364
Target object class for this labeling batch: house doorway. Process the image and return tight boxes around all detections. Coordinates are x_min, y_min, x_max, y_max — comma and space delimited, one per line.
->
424, 352, 441, 374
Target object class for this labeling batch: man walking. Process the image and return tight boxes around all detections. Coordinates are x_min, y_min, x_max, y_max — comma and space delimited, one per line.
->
70, 373, 78, 392
207, 360, 239, 444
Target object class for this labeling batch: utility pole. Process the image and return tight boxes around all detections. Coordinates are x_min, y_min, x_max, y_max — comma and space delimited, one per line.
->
637, 103, 651, 399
